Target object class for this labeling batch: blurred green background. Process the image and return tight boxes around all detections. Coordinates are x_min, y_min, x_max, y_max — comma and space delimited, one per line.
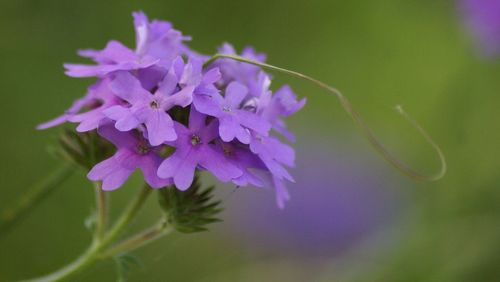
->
1, 0, 499, 281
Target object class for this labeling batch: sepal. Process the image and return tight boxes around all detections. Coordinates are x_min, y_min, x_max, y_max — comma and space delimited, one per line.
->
53, 128, 114, 169
158, 176, 222, 233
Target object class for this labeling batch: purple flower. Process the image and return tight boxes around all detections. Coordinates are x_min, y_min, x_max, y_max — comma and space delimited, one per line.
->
40, 11, 306, 208
214, 141, 266, 187
157, 108, 242, 190
175, 55, 221, 97
87, 122, 171, 190
132, 11, 191, 65
104, 66, 193, 146
461, 0, 500, 57
38, 78, 120, 132
249, 135, 295, 208
194, 81, 271, 144
210, 43, 268, 96
64, 41, 159, 78
64, 11, 190, 78
221, 141, 405, 259
37, 94, 93, 130
257, 75, 306, 142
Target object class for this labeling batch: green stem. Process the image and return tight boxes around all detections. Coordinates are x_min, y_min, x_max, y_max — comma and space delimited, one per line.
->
100, 219, 172, 258
22, 184, 153, 282
99, 184, 152, 247
93, 182, 107, 241
0, 166, 75, 237
203, 54, 447, 182
21, 242, 101, 282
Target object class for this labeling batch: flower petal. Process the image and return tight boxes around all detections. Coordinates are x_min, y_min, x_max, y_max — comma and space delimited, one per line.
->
273, 177, 290, 209
97, 123, 137, 148
193, 92, 223, 117
145, 110, 176, 146
109, 71, 151, 103
202, 68, 222, 84
37, 114, 70, 130
199, 146, 242, 182
218, 115, 239, 142
156, 66, 179, 96
165, 85, 194, 108
87, 155, 134, 191
225, 81, 248, 108
103, 105, 130, 121
157, 149, 198, 190
138, 154, 172, 188
188, 108, 207, 131
238, 110, 271, 135
115, 112, 141, 132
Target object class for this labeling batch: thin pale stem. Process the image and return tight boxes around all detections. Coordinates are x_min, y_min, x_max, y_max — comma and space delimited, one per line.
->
203, 54, 447, 181
93, 182, 107, 241
100, 184, 153, 247
0, 166, 75, 238
101, 219, 172, 258
22, 243, 100, 282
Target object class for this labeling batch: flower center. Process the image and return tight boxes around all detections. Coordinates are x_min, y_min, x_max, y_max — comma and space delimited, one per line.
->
191, 134, 201, 146
242, 98, 258, 112
223, 146, 232, 156
150, 100, 160, 109
136, 142, 150, 155
222, 106, 231, 112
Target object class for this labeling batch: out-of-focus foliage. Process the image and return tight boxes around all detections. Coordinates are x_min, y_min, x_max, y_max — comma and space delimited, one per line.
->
1, 0, 499, 281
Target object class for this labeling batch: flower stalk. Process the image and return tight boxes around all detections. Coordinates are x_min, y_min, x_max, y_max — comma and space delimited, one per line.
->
93, 182, 107, 241
100, 219, 172, 258
99, 184, 152, 248
22, 184, 156, 282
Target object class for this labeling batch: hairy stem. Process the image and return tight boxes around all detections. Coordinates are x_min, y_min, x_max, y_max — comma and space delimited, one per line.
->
93, 182, 107, 241
203, 54, 447, 181
0, 166, 75, 237
99, 184, 152, 247
100, 219, 172, 258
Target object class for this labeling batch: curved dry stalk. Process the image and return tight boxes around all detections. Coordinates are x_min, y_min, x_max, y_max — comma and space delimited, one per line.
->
204, 54, 447, 181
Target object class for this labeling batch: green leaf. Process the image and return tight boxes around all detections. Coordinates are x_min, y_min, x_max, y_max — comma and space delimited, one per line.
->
158, 176, 222, 233
113, 253, 142, 282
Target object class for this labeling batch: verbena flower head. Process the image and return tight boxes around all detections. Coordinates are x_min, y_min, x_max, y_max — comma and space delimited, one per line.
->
461, 0, 500, 57
39, 11, 305, 208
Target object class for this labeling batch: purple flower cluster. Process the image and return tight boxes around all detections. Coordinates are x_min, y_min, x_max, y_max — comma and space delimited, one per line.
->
461, 0, 500, 57
39, 11, 305, 208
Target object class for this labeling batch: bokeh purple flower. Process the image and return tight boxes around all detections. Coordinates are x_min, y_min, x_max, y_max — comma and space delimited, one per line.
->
39, 11, 306, 208
461, 0, 500, 57
220, 141, 405, 258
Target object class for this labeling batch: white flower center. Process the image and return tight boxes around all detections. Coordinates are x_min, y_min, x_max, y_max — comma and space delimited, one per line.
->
191, 134, 201, 145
